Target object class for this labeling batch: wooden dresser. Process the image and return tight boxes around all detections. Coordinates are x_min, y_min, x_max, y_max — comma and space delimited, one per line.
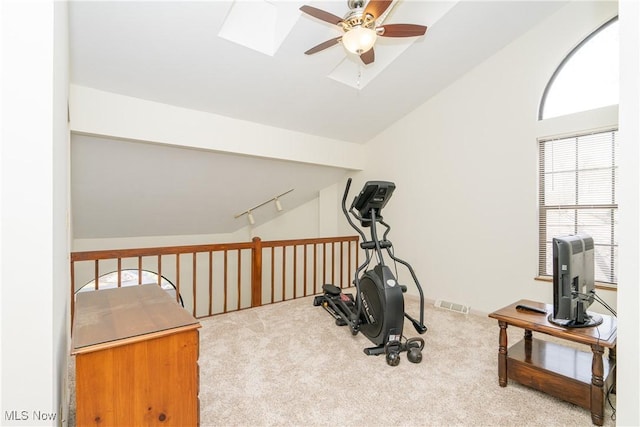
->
72, 284, 201, 426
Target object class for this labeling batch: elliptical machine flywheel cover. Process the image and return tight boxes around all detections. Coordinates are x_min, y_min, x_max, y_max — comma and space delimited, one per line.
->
358, 265, 404, 345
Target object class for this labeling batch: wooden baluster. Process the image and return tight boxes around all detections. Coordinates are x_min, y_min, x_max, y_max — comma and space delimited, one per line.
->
322, 243, 327, 285
251, 237, 262, 308
270, 247, 275, 304
331, 242, 335, 285
208, 251, 213, 316
303, 244, 308, 297
223, 250, 228, 313
176, 254, 181, 307
313, 244, 318, 293
192, 252, 197, 317
281, 246, 286, 301
117, 258, 122, 287
339, 241, 344, 288
237, 249, 241, 310
137, 256, 143, 285
293, 245, 298, 299
347, 240, 353, 289
94, 260, 99, 290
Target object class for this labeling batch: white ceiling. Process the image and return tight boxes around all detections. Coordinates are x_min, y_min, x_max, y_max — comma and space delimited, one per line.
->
68, 0, 568, 239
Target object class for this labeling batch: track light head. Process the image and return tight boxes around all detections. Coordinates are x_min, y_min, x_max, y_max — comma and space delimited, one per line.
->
234, 189, 293, 224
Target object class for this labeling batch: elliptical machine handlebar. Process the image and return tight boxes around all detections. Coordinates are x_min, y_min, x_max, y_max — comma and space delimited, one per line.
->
341, 178, 369, 330
378, 218, 427, 334
342, 178, 368, 244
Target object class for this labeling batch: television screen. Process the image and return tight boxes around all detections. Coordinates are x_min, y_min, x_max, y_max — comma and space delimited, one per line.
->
549, 233, 602, 328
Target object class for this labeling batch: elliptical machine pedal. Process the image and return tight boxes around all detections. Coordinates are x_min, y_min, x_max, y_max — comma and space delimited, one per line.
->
322, 284, 342, 296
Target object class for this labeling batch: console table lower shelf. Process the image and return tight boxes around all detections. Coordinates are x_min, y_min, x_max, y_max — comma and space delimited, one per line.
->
489, 299, 617, 426
507, 337, 614, 411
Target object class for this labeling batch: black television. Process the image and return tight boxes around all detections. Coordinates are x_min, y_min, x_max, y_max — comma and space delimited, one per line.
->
548, 234, 603, 328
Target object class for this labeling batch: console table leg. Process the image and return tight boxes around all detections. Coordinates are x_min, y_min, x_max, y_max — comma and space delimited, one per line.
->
590, 344, 605, 426
524, 329, 532, 361
498, 321, 508, 387
609, 346, 617, 394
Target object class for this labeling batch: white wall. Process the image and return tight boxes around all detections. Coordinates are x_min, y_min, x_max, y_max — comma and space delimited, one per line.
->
363, 0, 618, 314
72, 200, 326, 253
616, 0, 640, 424
70, 85, 365, 171
1, 0, 70, 425
72, 178, 348, 254
250, 198, 319, 241
360, 0, 639, 424
53, 1, 71, 423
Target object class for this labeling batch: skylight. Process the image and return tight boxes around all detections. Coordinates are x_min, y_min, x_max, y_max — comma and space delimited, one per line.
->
219, 1, 303, 56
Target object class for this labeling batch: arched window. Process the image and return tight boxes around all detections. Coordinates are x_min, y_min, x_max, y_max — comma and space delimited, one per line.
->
539, 16, 618, 120
537, 16, 619, 286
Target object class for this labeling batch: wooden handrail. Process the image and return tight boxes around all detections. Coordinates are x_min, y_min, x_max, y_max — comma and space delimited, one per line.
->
70, 242, 256, 261
70, 235, 359, 331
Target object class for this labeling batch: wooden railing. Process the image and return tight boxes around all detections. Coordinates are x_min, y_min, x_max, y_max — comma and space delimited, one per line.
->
70, 235, 359, 326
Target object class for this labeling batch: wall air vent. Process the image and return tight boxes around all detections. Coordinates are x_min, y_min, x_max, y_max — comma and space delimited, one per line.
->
434, 299, 470, 314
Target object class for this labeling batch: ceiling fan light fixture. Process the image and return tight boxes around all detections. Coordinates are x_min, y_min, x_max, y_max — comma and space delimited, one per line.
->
342, 26, 377, 54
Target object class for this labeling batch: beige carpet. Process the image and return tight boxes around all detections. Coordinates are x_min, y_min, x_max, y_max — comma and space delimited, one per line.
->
69, 292, 616, 426
197, 293, 616, 427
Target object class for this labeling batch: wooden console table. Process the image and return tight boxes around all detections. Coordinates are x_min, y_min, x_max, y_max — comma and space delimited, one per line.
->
72, 284, 201, 426
488, 299, 616, 426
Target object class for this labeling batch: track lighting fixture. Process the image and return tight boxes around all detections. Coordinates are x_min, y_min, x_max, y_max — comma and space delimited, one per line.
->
234, 189, 293, 225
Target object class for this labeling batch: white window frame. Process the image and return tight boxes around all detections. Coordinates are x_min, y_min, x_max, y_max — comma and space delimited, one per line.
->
537, 15, 619, 288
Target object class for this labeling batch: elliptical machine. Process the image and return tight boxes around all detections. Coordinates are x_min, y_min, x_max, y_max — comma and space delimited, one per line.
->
313, 178, 428, 366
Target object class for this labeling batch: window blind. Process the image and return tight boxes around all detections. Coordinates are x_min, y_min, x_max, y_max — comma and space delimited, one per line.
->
538, 129, 618, 284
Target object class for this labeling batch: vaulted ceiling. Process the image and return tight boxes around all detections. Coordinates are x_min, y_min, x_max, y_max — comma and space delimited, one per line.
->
69, 0, 568, 239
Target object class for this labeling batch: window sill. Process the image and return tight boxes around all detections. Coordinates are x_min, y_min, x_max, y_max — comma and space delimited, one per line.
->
534, 276, 617, 292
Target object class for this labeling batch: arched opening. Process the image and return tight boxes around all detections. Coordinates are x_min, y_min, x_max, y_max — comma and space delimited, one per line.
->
539, 16, 618, 120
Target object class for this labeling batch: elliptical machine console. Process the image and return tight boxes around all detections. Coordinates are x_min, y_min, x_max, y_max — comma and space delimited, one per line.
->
314, 179, 428, 366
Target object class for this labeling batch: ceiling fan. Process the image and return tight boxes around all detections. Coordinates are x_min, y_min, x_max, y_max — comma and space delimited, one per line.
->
300, 0, 427, 65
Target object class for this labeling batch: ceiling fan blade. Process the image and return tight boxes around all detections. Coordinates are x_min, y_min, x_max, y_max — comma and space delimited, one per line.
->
299, 5, 343, 25
363, 0, 393, 21
378, 24, 428, 37
304, 36, 342, 55
360, 48, 375, 65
